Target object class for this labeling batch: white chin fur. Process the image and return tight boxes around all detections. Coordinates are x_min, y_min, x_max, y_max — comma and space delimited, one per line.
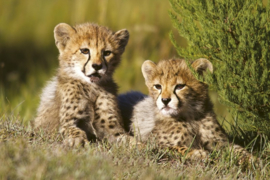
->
64, 67, 92, 83
160, 108, 179, 117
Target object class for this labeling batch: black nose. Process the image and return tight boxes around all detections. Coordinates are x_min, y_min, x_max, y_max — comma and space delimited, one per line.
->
92, 64, 102, 71
161, 98, 171, 105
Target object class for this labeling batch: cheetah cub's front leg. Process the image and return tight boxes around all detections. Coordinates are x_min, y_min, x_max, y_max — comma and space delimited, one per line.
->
58, 82, 99, 147
93, 90, 127, 143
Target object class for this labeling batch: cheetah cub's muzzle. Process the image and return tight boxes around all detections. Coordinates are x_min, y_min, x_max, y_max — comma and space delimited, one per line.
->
142, 60, 187, 117
80, 48, 109, 83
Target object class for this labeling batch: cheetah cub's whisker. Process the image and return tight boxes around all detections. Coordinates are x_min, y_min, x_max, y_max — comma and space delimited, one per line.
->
34, 22, 130, 147
119, 58, 255, 163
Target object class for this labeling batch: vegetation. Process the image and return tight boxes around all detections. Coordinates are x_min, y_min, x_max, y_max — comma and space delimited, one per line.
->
0, 0, 183, 122
1, 0, 270, 179
170, 0, 270, 140
1, 118, 270, 179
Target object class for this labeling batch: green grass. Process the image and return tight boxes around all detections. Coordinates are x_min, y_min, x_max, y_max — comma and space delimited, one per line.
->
0, 0, 186, 122
1, 117, 270, 179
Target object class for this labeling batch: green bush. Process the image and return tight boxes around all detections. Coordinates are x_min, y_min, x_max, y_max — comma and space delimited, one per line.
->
169, 0, 270, 138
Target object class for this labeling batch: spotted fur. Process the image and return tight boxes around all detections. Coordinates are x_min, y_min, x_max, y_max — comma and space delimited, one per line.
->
34, 22, 129, 146
119, 58, 253, 161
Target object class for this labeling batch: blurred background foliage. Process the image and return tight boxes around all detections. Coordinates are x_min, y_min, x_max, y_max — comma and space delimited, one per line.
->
0, 0, 225, 125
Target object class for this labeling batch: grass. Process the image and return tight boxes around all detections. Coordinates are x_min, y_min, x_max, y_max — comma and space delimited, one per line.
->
1, 117, 270, 179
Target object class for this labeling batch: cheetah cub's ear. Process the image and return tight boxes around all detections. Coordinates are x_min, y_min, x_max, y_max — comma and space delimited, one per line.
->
54, 23, 76, 52
191, 58, 213, 76
141, 60, 157, 83
113, 29, 129, 53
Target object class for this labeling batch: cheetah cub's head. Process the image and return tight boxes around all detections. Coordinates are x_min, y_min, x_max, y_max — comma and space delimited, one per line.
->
142, 58, 213, 118
54, 22, 129, 83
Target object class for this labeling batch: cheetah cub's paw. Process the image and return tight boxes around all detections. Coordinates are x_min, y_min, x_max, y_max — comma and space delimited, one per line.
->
63, 130, 89, 147
171, 146, 208, 160
186, 149, 208, 160
238, 153, 261, 168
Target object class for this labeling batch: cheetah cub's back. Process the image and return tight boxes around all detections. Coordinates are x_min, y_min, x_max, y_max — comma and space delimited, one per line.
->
34, 22, 129, 147
119, 58, 253, 162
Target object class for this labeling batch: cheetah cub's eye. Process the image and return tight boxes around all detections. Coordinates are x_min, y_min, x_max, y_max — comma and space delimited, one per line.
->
80, 48, 90, 54
103, 51, 112, 56
154, 84, 162, 90
175, 84, 185, 90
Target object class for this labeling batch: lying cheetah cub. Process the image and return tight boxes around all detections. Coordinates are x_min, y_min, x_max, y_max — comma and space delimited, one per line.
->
119, 58, 251, 161
34, 22, 129, 147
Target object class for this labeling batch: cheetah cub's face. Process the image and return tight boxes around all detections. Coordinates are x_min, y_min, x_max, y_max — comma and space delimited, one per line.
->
142, 58, 213, 118
54, 23, 129, 83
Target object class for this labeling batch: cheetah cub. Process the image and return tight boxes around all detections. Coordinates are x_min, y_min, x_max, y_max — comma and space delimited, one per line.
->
34, 22, 129, 147
119, 58, 252, 161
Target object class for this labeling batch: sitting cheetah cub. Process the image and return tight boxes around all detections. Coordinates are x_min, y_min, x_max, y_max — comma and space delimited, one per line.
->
34, 22, 129, 147
120, 58, 252, 161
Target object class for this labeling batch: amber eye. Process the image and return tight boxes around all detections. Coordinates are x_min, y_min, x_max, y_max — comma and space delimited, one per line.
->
154, 84, 162, 90
80, 48, 90, 54
175, 84, 185, 90
103, 51, 112, 56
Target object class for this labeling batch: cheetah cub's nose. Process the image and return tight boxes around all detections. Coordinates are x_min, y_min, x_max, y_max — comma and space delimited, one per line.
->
92, 64, 103, 71
162, 98, 171, 106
